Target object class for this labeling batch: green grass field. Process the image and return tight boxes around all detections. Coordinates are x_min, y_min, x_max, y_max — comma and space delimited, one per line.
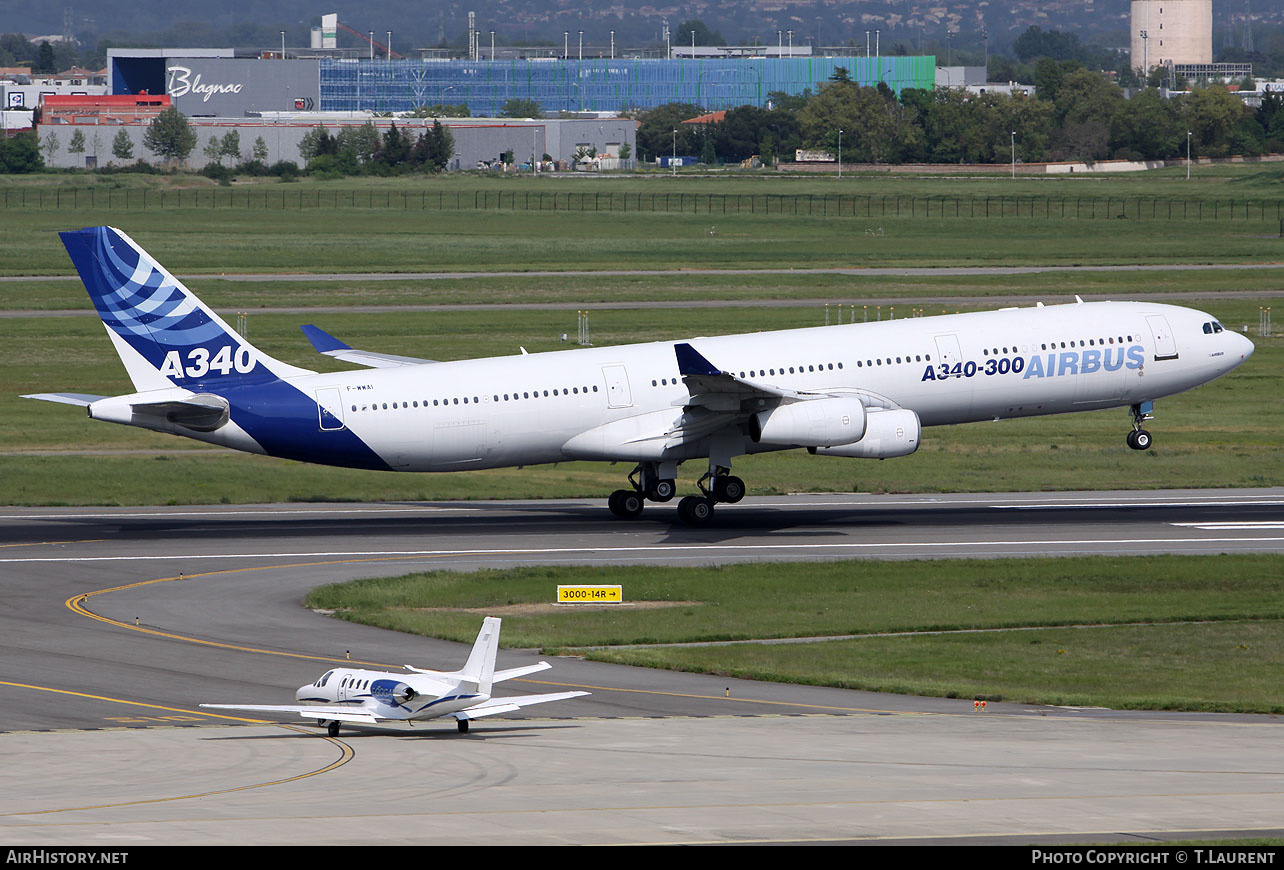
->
304, 555, 1284, 713
4, 166, 1282, 711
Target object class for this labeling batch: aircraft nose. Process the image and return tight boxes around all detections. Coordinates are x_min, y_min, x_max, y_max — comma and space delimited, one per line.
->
295, 684, 311, 701
1235, 330, 1255, 362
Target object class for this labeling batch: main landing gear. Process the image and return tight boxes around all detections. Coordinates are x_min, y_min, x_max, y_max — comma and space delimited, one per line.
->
1126, 402, 1154, 451
326, 720, 340, 737
608, 461, 744, 526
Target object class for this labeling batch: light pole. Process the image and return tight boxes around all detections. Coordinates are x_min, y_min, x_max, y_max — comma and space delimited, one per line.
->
1140, 30, 1149, 78
837, 129, 842, 178
280, 31, 285, 59
1011, 131, 1016, 178
610, 30, 615, 59
947, 29, 954, 67
564, 31, 569, 59
1187, 131, 1192, 180
578, 31, 583, 61
982, 28, 989, 80
490, 31, 495, 60
672, 128, 677, 177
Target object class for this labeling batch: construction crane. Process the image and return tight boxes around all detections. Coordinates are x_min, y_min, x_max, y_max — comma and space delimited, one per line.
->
338, 22, 405, 59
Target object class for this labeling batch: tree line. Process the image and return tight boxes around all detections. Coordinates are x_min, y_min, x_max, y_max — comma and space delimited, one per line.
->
635, 66, 1284, 167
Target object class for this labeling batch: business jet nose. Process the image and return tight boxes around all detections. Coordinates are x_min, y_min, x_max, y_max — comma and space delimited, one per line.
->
295, 684, 312, 702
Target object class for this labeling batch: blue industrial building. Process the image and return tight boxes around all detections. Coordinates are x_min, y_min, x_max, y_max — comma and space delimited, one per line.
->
319, 56, 938, 115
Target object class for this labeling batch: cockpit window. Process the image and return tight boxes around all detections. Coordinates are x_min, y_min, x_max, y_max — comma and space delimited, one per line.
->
318, 670, 334, 687
1213, 322, 1224, 333
1202, 322, 1224, 335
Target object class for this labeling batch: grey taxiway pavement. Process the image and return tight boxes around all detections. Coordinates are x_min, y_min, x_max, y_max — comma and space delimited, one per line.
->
1, 490, 1282, 845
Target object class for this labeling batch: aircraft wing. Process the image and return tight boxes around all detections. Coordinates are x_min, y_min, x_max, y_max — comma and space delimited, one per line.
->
200, 703, 380, 725
300, 324, 437, 369
457, 691, 589, 720
674, 342, 830, 411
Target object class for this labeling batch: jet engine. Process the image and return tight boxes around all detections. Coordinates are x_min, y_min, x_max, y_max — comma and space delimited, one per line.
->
749, 397, 867, 447
808, 409, 920, 459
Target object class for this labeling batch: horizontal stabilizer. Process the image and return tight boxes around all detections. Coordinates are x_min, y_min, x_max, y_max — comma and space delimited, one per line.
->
301, 324, 436, 369
461, 691, 590, 719
21, 393, 105, 407
456, 704, 521, 720
493, 662, 553, 682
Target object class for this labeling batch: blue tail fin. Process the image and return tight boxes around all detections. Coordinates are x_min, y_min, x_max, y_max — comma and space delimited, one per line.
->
60, 226, 311, 392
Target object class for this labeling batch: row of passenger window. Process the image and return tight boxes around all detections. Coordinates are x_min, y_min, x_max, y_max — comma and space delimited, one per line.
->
1037, 335, 1134, 351
350, 384, 600, 413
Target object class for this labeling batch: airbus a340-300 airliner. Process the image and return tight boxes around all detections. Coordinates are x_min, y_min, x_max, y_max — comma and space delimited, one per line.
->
25, 227, 1254, 524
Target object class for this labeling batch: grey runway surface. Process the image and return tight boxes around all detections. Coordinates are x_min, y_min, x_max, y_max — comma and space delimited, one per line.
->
1, 489, 1282, 845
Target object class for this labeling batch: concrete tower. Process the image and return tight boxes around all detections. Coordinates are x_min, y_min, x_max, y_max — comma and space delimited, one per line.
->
1130, 0, 1212, 72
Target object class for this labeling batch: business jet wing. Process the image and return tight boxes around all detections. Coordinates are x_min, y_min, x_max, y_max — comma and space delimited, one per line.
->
200, 703, 380, 725
300, 324, 438, 369
457, 691, 590, 720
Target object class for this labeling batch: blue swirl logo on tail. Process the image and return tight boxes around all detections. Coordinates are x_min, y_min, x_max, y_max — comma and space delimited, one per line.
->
61, 226, 268, 387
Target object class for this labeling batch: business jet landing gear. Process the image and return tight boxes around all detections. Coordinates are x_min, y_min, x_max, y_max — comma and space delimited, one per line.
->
1126, 402, 1154, 451
457, 718, 470, 734
327, 720, 340, 737
608, 462, 677, 519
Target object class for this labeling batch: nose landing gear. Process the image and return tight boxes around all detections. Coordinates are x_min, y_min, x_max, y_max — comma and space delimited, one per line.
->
1126, 402, 1154, 451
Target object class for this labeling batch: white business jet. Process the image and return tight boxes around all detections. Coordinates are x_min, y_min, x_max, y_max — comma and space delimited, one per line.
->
25, 227, 1254, 524
202, 617, 587, 736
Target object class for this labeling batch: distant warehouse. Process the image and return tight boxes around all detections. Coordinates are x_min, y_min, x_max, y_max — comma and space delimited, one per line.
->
105, 49, 935, 117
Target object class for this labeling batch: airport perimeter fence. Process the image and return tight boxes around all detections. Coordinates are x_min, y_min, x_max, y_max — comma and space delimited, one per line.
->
4, 186, 1284, 223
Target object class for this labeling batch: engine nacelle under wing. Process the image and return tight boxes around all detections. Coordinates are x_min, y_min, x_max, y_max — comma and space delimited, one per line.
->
808, 409, 920, 458
750, 396, 867, 447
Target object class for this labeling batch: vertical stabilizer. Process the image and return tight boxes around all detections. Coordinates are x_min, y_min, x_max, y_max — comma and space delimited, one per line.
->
459, 617, 501, 696
59, 226, 312, 392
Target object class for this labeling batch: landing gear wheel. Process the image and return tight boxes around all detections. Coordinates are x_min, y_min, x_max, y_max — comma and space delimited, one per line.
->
712, 475, 745, 504
457, 718, 470, 734
608, 489, 645, 519
677, 495, 715, 526
646, 478, 676, 502
327, 720, 340, 737
1130, 429, 1152, 451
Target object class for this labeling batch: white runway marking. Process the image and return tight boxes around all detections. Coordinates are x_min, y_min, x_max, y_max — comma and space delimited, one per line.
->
3, 536, 1283, 563
1170, 522, 1284, 530
0, 507, 478, 520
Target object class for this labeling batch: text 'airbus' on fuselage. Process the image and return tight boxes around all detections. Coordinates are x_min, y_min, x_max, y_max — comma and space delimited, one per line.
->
24, 227, 1254, 524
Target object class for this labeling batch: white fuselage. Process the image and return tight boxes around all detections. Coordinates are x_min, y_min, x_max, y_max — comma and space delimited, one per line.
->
296, 668, 484, 721
154, 300, 1254, 471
